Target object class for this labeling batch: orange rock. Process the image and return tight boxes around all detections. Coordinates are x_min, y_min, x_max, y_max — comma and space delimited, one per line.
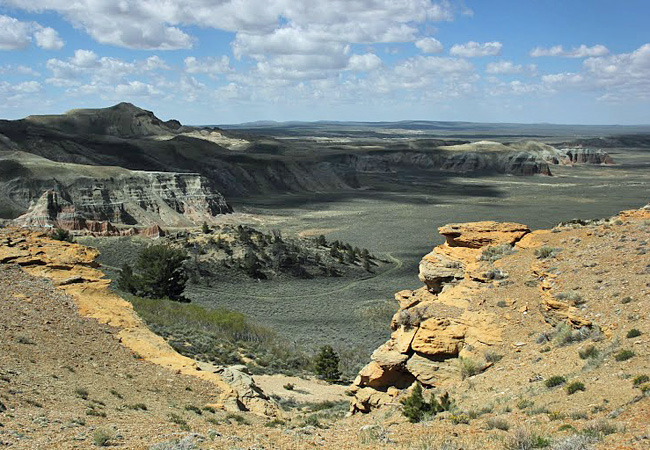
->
411, 317, 467, 357
438, 221, 530, 249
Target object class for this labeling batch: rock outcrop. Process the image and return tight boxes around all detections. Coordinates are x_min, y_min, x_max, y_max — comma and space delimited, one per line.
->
1, 151, 232, 229
0, 228, 279, 416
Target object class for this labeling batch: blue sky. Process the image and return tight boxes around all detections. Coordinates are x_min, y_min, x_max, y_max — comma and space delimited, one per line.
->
0, 0, 648, 125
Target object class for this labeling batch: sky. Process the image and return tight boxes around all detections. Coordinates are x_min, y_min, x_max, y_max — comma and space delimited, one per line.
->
0, 0, 649, 125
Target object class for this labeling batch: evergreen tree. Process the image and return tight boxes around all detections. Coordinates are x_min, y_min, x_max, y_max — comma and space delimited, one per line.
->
202, 222, 211, 234
314, 345, 341, 382
136, 244, 189, 301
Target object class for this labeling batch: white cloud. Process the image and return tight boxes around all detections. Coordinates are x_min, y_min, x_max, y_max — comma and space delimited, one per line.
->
486, 60, 537, 75
114, 81, 161, 97
34, 27, 64, 50
0, 15, 64, 50
450, 41, 502, 57
6, 0, 458, 51
347, 53, 382, 72
415, 37, 443, 54
530, 44, 609, 58
184, 56, 232, 74
0, 15, 33, 50
45, 50, 169, 87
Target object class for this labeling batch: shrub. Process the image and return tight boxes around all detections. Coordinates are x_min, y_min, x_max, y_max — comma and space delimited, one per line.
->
314, 345, 341, 382
485, 351, 503, 363
535, 246, 556, 259
283, 383, 295, 391
614, 349, 635, 361
480, 244, 514, 262
126, 403, 147, 411
626, 329, 642, 338
486, 417, 510, 431
184, 405, 202, 415
201, 222, 211, 234
449, 413, 470, 424
504, 427, 551, 449
566, 381, 586, 395
169, 413, 190, 431
265, 418, 286, 428
516, 398, 534, 410
400, 383, 452, 423
51, 228, 73, 243
633, 375, 649, 386
583, 420, 617, 438
117, 244, 189, 302
92, 428, 113, 447
578, 345, 599, 359
545, 375, 566, 388
621, 296, 633, 304
225, 413, 250, 425
459, 357, 482, 379
556, 291, 585, 306
75, 388, 89, 400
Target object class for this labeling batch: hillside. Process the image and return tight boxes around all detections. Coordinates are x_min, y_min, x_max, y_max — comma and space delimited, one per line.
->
1, 204, 649, 448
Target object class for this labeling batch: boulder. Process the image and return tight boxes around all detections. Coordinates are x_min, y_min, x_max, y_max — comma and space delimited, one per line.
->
418, 251, 464, 293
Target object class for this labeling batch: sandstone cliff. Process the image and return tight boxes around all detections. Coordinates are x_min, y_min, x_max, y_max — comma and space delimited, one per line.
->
351, 205, 650, 418
1, 151, 231, 229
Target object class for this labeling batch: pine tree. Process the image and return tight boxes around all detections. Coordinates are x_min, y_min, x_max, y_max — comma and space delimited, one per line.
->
314, 345, 341, 382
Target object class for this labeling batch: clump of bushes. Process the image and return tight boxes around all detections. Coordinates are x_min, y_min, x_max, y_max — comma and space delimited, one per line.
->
400, 383, 452, 423
626, 328, 642, 338
578, 345, 599, 359
117, 244, 189, 302
535, 245, 558, 259
614, 349, 635, 361
545, 375, 567, 388
460, 357, 482, 379
51, 227, 74, 243
566, 381, 586, 395
480, 244, 514, 262
556, 291, 585, 306
633, 375, 649, 386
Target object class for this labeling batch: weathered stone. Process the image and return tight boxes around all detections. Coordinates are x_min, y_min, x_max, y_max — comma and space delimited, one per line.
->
438, 221, 530, 249
418, 251, 464, 293
350, 387, 394, 414
406, 353, 460, 386
410, 317, 466, 357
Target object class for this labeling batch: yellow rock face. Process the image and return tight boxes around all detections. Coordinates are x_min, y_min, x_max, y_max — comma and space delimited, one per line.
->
0, 228, 278, 416
411, 317, 467, 357
438, 221, 530, 248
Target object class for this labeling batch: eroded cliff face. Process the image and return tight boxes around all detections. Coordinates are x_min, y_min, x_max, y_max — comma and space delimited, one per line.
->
1, 152, 232, 230
349, 206, 650, 414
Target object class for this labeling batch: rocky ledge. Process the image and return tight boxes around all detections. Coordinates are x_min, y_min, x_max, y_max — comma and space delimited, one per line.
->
350, 204, 649, 414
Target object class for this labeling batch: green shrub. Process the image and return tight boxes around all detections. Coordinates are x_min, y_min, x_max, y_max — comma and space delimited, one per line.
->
566, 381, 586, 395
225, 413, 249, 425
51, 228, 74, 243
633, 375, 649, 386
484, 351, 503, 363
545, 375, 566, 388
117, 244, 189, 302
626, 329, 642, 338
283, 383, 295, 391
516, 398, 534, 410
535, 246, 556, 259
314, 345, 341, 382
184, 405, 202, 415
265, 418, 286, 428
556, 291, 585, 306
450, 413, 470, 424
459, 357, 482, 379
169, 413, 190, 431
621, 296, 633, 304
126, 403, 147, 411
92, 429, 113, 447
578, 345, 599, 359
400, 383, 452, 423
504, 428, 551, 449
614, 349, 635, 361
583, 420, 617, 437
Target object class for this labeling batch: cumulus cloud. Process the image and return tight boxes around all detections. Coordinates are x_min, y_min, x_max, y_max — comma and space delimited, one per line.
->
184, 56, 232, 74
0, 14, 64, 50
34, 27, 65, 50
450, 41, 502, 57
347, 53, 383, 72
415, 37, 443, 54
486, 60, 536, 75
530, 44, 609, 58
6, 0, 458, 51
45, 50, 169, 87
